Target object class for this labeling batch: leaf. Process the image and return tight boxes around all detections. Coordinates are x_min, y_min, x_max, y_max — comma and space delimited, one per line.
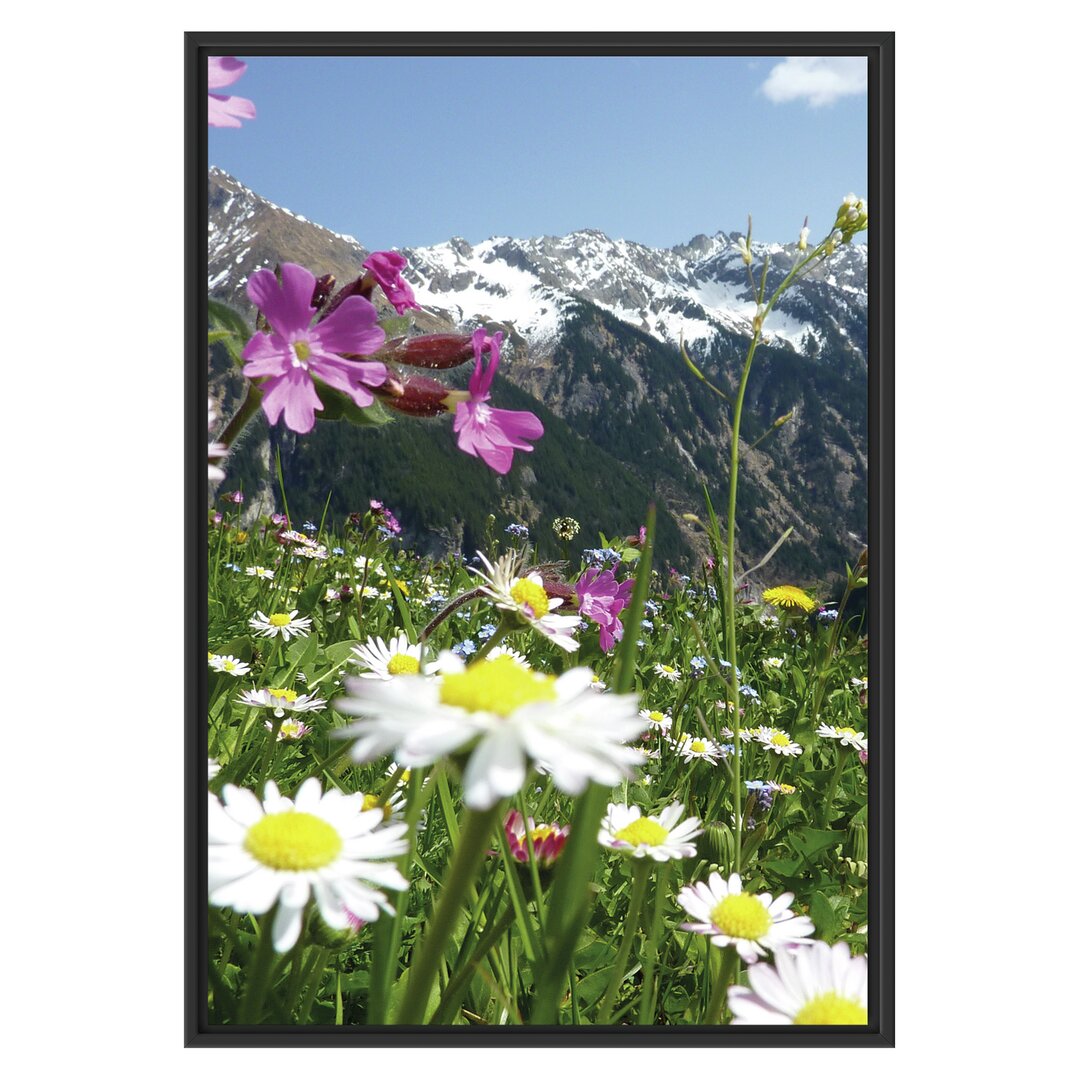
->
316, 387, 393, 427
809, 891, 842, 940
788, 826, 843, 860
324, 639, 362, 664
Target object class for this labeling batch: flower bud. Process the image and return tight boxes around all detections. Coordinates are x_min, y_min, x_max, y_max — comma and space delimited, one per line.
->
752, 303, 767, 335
798, 217, 810, 251
735, 236, 752, 265
377, 334, 476, 370
379, 375, 459, 417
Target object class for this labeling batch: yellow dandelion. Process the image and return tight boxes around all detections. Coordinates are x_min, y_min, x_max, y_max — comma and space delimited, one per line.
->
761, 585, 815, 613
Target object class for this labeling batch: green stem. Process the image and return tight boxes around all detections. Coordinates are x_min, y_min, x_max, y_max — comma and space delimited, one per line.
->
704, 944, 739, 1025
220, 384, 264, 449
237, 907, 278, 1024
597, 860, 650, 1024
820, 746, 849, 826
431, 903, 517, 1024
472, 616, 513, 662
395, 804, 502, 1024
636, 861, 670, 1024
296, 947, 330, 1023
255, 714, 284, 789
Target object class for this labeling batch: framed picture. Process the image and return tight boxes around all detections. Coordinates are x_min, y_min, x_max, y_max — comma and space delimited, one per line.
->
190, 31, 893, 1045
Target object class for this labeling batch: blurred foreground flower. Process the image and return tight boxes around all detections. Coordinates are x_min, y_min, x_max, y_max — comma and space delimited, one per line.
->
208, 777, 408, 952
728, 940, 867, 1025
208, 56, 255, 128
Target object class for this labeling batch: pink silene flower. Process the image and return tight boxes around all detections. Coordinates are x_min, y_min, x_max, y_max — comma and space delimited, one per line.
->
504, 810, 569, 869
363, 251, 422, 315
242, 263, 387, 434
453, 330, 544, 474
576, 567, 635, 652
208, 57, 256, 128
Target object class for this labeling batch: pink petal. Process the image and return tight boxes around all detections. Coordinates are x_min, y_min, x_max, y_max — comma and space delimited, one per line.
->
241, 331, 289, 376
246, 264, 316, 340
310, 354, 387, 406
311, 296, 384, 356
208, 56, 247, 90
490, 408, 544, 446
260, 369, 323, 434
208, 93, 256, 128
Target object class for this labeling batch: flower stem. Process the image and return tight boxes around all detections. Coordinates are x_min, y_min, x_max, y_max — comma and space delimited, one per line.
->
704, 944, 739, 1025
219, 384, 264, 449
636, 861, 670, 1024
472, 616, 513, 661
596, 859, 650, 1024
820, 745, 849, 826
237, 907, 278, 1024
395, 803, 503, 1024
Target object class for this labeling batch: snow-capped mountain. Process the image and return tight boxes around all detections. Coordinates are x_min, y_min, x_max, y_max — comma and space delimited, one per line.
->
208, 167, 869, 585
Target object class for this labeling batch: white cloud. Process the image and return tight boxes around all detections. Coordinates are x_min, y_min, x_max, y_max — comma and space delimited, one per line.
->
760, 57, 867, 107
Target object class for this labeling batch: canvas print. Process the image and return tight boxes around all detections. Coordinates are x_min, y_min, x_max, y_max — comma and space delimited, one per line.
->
201, 43, 880, 1034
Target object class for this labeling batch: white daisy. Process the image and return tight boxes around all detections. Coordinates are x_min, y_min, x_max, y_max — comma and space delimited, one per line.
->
676, 871, 815, 963
589, 674, 607, 692
755, 727, 803, 756
359, 789, 407, 824
728, 940, 868, 1025
208, 777, 409, 952
334, 652, 646, 810
653, 663, 681, 682
721, 725, 758, 743
763, 657, 784, 669
671, 732, 724, 765
245, 565, 275, 580
238, 688, 327, 717
208, 654, 251, 677
351, 633, 437, 680
248, 610, 313, 641
639, 709, 673, 735
266, 717, 313, 740
470, 551, 581, 652
598, 802, 702, 861
816, 724, 868, 752
487, 645, 530, 668
851, 676, 868, 691
354, 555, 387, 577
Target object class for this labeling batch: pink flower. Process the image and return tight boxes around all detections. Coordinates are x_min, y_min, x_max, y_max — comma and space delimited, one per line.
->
453, 330, 543, 474
242, 263, 387, 434
208, 57, 256, 128
503, 810, 569, 869
576, 567, 635, 652
363, 251, 421, 315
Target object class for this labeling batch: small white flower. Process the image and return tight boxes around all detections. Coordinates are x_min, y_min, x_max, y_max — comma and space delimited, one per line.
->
245, 565, 275, 580
735, 236, 752, 265
487, 645, 530, 668
208, 778, 409, 952
335, 652, 645, 810
851, 676, 868, 690
728, 940, 867, 1025
589, 674, 607, 692
208, 654, 251, 677
598, 802, 702, 862
755, 727, 803, 756
676, 871, 814, 964
238, 688, 327, 717
763, 657, 784, 669
639, 709, 673, 735
248, 610, 313, 641
352, 633, 435, 680
266, 717, 313, 740
354, 555, 387, 578
816, 724, 867, 752
671, 732, 724, 765
470, 551, 581, 652
653, 663, 681, 682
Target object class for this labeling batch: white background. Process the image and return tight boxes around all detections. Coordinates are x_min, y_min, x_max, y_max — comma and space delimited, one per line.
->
5, 0, 1075, 1071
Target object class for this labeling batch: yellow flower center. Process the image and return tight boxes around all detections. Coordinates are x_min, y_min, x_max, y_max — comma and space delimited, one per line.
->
837, 727, 857, 738
268, 613, 292, 627
530, 825, 556, 844
439, 656, 557, 716
387, 653, 420, 676
267, 688, 298, 702
778, 783, 796, 794
361, 793, 393, 821
293, 340, 311, 364
793, 992, 868, 1025
648, 711, 665, 722
279, 720, 305, 738
510, 578, 550, 617
613, 818, 670, 847
661, 665, 675, 674
690, 739, 708, 753
709, 893, 772, 939
770, 733, 791, 747
243, 811, 342, 871
223, 660, 237, 671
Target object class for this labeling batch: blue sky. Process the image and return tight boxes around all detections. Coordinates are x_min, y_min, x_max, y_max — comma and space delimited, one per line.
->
209, 55, 867, 251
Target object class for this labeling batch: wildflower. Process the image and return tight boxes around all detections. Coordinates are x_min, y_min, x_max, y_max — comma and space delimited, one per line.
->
851, 676, 868, 691
335, 653, 646, 810
761, 585, 815, 613
248, 610, 313, 641
221, 490, 244, 505
471, 551, 581, 652
362, 251, 422, 315
208, 56, 256, 128
735, 236, 752, 265
763, 657, 784, 669
503, 810, 570, 868
245, 565, 275, 580
816, 607, 839, 623
640, 619, 654, 631
858, 749, 868, 766
351, 633, 433, 680
302, 521, 317, 532
653, 663, 681, 682
671, 732, 725, 765
798, 221, 810, 251
576, 567, 634, 653
267, 717, 313, 740
728, 940, 867, 1025
478, 622, 498, 641
690, 655, 708, 676
208, 778, 408, 952
451, 330, 543, 474
208, 654, 251, 677
238, 688, 328, 718
332, 547, 344, 556
740, 685, 760, 701
755, 727, 803, 756
816, 724, 867, 752
676, 871, 814, 963
552, 516, 580, 541
242, 263, 387, 434
452, 639, 477, 658
639, 709, 672, 735
505, 523, 530, 539
589, 674, 607, 692
599, 802, 702, 862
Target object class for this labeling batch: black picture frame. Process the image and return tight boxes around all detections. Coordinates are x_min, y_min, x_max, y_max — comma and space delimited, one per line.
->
187, 30, 894, 1047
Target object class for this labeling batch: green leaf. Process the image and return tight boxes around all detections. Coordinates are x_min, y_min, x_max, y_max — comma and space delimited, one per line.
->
316, 387, 393, 426
378, 315, 412, 338
809, 891, 842, 940
324, 639, 362, 664
789, 826, 843, 860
